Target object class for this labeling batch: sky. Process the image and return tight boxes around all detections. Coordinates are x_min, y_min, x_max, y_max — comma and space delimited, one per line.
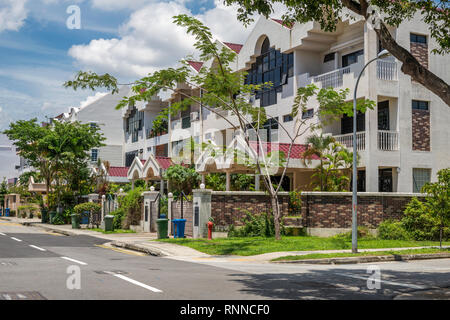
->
0, 0, 286, 180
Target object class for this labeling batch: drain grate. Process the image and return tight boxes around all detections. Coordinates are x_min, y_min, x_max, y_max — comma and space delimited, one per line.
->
0, 292, 46, 300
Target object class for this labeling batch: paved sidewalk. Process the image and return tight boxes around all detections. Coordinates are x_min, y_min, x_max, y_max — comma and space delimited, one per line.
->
2, 216, 448, 263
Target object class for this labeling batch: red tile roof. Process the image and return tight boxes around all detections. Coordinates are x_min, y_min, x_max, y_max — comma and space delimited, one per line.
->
186, 61, 204, 72
249, 142, 319, 159
223, 42, 243, 54
140, 159, 146, 165
108, 167, 129, 177
156, 157, 173, 170
271, 18, 294, 29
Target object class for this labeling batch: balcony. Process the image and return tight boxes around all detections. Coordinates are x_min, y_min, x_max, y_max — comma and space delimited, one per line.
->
334, 132, 366, 151
377, 60, 398, 81
313, 66, 351, 89
333, 131, 399, 152
378, 130, 399, 151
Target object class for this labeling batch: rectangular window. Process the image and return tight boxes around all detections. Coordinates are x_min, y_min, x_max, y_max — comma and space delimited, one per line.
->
412, 100, 429, 111
283, 114, 293, 122
324, 53, 335, 63
302, 109, 314, 119
91, 149, 98, 162
410, 33, 427, 44
413, 168, 431, 193
342, 49, 364, 67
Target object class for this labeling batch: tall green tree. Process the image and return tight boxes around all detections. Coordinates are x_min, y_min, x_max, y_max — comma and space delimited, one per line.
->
224, 0, 450, 106
421, 168, 450, 248
64, 15, 373, 240
3, 119, 105, 209
0, 178, 8, 211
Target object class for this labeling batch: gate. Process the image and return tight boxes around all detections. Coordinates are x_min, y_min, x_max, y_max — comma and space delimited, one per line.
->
170, 193, 193, 237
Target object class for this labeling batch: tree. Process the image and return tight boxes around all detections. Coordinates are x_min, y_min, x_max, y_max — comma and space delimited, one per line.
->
64, 15, 373, 240
3, 119, 105, 210
163, 164, 201, 196
223, 0, 450, 106
421, 168, 450, 248
0, 178, 8, 211
303, 134, 336, 190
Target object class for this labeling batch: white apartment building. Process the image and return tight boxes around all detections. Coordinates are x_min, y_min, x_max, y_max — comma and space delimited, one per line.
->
60, 87, 129, 167
165, 13, 450, 193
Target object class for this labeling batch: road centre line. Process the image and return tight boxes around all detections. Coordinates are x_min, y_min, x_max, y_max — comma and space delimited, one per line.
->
29, 245, 46, 252
110, 273, 162, 293
10, 237, 22, 242
335, 272, 426, 290
60, 257, 88, 266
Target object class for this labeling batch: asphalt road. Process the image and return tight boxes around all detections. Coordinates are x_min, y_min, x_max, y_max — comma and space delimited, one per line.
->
0, 221, 449, 300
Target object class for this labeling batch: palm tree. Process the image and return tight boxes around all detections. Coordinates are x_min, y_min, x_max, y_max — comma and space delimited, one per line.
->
303, 134, 335, 191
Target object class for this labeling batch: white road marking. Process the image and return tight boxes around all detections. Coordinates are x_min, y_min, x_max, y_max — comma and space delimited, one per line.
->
60, 257, 87, 266
0, 232, 6, 236
3, 294, 11, 300
10, 237, 22, 242
111, 273, 162, 293
336, 272, 426, 290
29, 245, 46, 252
17, 294, 26, 299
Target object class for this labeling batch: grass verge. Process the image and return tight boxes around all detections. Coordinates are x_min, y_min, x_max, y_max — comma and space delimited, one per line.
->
272, 248, 450, 261
89, 228, 136, 234
156, 236, 450, 256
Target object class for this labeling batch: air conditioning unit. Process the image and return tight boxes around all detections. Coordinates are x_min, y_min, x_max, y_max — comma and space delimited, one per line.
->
190, 111, 199, 121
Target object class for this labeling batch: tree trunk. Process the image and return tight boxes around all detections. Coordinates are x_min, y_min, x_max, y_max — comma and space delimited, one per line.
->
375, 23, 450, 106
440, 222, 443, 249
271, 194, 281, 240
343, 0, 450, 106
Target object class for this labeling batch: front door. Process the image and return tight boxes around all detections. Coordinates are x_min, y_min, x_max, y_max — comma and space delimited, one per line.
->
378, 101, 390, 131
379, 169, 393, 192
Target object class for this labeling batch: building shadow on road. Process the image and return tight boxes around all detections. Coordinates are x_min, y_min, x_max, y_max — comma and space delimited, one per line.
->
227, 266, 450, 300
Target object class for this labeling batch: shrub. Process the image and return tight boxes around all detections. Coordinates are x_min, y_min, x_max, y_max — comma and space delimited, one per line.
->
401, 197, 440, 241
73, 202, 101, 215
332, 226, 375, 240
288, 190, 302, 215
378, 220, 410, 240
228, 210, 285, 238
111, 208, 126, 230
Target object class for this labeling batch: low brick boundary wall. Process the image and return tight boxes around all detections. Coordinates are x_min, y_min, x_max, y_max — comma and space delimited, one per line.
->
211, 191, 289, 227
301, 192, 426, 229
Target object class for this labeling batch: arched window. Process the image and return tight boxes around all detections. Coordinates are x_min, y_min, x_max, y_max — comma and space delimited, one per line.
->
261, 37, 270, 54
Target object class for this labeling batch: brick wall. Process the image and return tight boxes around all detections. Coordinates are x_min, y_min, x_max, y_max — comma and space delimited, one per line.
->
210, 191, 289, 227
412, 109, 431, 151
301, 192, 425, 229
410, 42, 428, 69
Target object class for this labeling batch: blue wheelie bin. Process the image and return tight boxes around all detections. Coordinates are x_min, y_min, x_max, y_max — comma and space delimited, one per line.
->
172, 219, 187, 238
0, 208, 2, 216
5, 208, 10, 217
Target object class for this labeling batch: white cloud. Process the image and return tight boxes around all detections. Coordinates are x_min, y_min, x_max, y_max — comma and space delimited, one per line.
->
68, 0, 257, 80
78, 91, 108, 110
91, 0, 156, 11
0, 0, 28, 32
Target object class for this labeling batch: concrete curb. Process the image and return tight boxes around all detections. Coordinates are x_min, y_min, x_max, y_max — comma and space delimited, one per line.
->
110, 241, 167, 257
31, 224, 77, 236
272, 252, 450, 265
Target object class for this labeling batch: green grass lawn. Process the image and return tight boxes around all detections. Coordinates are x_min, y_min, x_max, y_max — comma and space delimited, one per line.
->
89, 228, 136, 234
157, 236, 450, 256
272, 248, 450, 261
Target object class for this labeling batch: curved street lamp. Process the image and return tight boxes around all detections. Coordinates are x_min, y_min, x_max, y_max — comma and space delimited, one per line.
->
352, 49, 391, 253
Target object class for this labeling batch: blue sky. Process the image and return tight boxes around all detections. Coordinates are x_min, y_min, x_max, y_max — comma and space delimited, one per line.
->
0, 0, 261, 179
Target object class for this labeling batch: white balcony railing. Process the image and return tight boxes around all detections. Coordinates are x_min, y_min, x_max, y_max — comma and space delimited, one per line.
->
378, 130, 399, 151
334, 132, 366, 151
377, 60, 398, 81
313, 66, 351, 88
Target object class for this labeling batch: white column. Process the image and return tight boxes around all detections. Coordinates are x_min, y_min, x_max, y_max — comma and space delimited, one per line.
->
167, 192, 173, 235
226, 171, 231, 191
255, 174, 260, 191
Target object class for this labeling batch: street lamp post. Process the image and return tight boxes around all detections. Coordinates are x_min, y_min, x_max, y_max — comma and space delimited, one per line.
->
352, 49, 390, 254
